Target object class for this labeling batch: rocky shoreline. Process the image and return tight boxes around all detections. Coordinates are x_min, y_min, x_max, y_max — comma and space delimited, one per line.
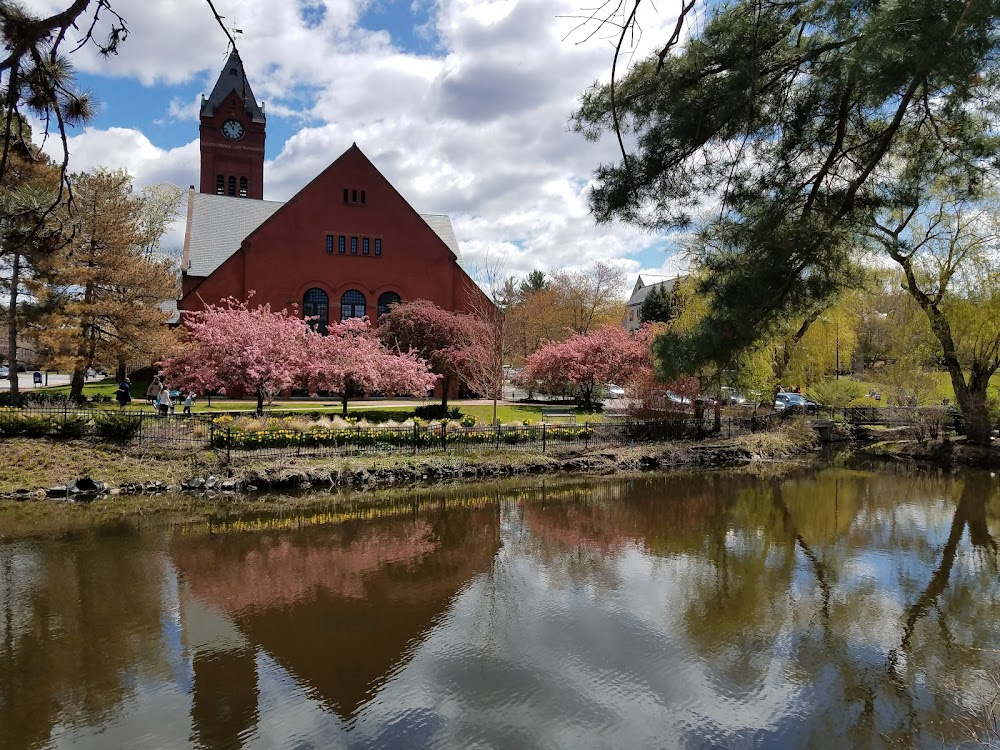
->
3, 431, 813, 501
4, 426, 996, 503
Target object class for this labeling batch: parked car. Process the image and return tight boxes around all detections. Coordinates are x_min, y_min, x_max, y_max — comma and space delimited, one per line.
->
606, 383, 625, 399
720, 387, 747, 405
0, 366, 8, 378
774, 392, 819, 415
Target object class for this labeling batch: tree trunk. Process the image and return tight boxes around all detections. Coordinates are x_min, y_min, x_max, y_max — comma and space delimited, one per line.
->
5, 250, 20, 406
256, 385, 265, 416
951, 370, 993, 445
440, 374, 451, 412
341, 381, 351, 418
116, 354, 127, 383
69, 368, 86, 400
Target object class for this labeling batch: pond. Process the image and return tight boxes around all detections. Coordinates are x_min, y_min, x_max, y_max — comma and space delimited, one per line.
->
2, 466, 999, 749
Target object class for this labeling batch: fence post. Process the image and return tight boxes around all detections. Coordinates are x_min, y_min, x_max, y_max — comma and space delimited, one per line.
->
226, 427, 231, 463
138, 411, 143, 443
495, 421, 501, 450
441, 420, 447, 451
209, 418, 215, 450
584, 421, 590, 450
542, 423, 546, 453
413, 422, 418, 455
63, 402, 68, 431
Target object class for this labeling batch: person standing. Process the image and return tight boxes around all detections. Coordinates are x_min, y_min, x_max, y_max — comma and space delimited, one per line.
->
156, 386, 172, 417
146, 376, 162, 406
183, 392, 195, 416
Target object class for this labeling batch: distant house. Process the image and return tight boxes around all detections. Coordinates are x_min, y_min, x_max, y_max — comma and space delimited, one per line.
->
624, 275, 682, 331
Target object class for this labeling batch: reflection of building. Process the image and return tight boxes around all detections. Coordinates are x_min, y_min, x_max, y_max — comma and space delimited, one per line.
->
624, 275, 681, 331
171, 507, 500, 721
179, 50, 486, 328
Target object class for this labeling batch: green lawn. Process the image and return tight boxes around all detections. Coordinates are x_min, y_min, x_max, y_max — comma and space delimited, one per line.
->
22, 379, 603, 423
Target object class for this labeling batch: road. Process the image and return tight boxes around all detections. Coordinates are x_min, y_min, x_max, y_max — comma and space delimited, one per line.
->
0, 372, 88, 391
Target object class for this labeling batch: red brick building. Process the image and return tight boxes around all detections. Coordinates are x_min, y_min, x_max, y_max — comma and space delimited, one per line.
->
179, 51, 484, 326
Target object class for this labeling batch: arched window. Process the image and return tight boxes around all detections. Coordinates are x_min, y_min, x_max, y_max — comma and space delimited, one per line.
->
215, 175, 224, 194
340, 290, 366, 321
239, 177, 248, 198
302, 288, 329, 334
227, 176, 236, 196
377, 292, 401, 321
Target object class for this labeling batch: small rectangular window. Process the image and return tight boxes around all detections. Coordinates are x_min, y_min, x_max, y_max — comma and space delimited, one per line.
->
350, 237, 358, 255
338, 236, 346, 254
343, 189, 349, 204
351, 189, 358, 204
360, 190, 366, 206
362, 238, 370, 255
374, 238, 382, 256
326, 234, 333, 254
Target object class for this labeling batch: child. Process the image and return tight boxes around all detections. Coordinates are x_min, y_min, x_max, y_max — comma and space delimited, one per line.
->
183, 392, 194, 416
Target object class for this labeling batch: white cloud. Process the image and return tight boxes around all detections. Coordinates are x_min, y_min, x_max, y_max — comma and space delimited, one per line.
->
40, 0, 686, 288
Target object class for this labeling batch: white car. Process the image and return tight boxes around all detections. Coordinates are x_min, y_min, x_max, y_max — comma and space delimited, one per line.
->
606, 383, 626, 399
0, 366, 8, 378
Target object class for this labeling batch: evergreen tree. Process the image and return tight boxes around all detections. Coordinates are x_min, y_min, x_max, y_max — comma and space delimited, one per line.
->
518, 270, 549, 298
639, 284, 678, 325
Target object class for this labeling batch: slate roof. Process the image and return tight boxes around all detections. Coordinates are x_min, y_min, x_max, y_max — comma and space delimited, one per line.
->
158, 299, 179, 325
183, 192, 463, 279
201, 50, 265, 123
184, 192, 284, 277
627, 276, 679, 307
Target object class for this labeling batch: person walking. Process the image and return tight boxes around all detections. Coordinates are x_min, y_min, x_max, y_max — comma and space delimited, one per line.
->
183, 392, 195, 416
115, 378, 132, 409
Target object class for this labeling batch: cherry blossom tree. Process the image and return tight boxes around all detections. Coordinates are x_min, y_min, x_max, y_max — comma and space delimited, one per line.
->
159, 296, 310, 415
519, 324, 656, 406
305, 317, 437, 417
378, 299, 484, 412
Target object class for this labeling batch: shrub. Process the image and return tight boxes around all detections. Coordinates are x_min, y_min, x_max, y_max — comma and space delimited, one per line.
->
414, 404, 462, 420
847, 396, 881, 408
806, 379, 867, 407
54, 415, 92, 439
0, 412, 54, 437
460, 414, 477, 427
94, 412, 143, 441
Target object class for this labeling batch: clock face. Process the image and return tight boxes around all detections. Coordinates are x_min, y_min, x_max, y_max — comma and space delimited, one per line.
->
221, 119, 245, 140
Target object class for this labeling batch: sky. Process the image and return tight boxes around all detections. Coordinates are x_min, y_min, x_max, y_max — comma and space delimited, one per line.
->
34, 0, 691, 295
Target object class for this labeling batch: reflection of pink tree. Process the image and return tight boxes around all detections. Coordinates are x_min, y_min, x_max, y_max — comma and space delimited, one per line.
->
159, 296, 310, 415
519, 324, 655, 406
306, 317, 437, 417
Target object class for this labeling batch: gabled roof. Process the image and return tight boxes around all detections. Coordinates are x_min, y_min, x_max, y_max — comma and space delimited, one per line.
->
201, 49, 265, 123
627, 276, 680, 307
184, 192, 284, 277
183, 192, 463, 279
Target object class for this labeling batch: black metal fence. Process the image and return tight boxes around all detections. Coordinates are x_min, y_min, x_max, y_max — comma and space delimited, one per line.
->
0, 403, 964, 460
0, 405, 779, 459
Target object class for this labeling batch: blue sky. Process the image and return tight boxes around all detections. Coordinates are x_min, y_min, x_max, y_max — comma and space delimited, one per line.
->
41, 0, 689, 286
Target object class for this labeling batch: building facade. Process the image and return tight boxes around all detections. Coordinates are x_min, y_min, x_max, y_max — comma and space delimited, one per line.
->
179, 51, 484, 326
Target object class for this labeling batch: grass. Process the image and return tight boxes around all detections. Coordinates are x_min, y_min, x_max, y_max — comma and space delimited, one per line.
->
0, 439, 222, 494
22, 380, 606, 423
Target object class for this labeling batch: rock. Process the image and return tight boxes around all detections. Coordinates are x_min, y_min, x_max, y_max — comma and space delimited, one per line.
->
46, 486, 68, 497
220, 479, 237, 491
186, 477, 205, 490
68, 477, 107, 496
204, 475, 219, 489
246, 485, 257, 492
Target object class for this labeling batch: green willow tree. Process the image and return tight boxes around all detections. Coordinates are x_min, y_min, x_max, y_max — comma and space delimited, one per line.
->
573, 0, 1000, 433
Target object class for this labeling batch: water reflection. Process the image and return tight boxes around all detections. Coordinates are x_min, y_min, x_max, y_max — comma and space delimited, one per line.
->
0, 469, 998, 749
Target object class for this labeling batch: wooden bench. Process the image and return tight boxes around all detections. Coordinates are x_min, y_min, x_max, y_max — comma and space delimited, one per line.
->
541, 406, 576, 423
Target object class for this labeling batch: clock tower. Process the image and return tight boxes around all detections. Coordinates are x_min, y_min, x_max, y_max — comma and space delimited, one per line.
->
199, 50, 265, 199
